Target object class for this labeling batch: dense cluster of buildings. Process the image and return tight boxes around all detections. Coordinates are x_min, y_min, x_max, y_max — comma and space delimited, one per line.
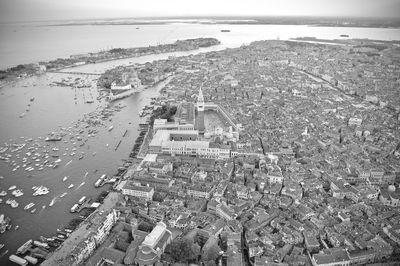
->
41, 39, 399, 266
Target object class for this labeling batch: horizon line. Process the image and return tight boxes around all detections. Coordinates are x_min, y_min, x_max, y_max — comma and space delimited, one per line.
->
2, 14, 399, 24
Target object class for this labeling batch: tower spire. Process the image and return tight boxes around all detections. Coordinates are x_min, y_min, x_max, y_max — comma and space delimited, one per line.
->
198, 87, 204, 104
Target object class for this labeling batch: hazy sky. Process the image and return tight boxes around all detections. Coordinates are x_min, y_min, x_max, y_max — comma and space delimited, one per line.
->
1, 0, 399, 22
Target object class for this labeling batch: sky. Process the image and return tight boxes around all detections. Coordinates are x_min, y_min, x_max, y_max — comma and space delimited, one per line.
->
0, 0, 399, 22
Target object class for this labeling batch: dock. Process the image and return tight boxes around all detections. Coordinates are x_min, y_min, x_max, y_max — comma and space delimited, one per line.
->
71, 198, 94, 213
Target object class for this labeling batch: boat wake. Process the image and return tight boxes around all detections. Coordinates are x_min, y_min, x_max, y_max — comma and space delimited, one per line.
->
75, 181, 85, 190
64, 159, 73, 167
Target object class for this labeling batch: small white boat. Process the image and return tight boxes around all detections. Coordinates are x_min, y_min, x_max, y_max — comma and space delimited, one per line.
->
60, 192, 67, 198
63, 176, 68, 182
68, 184, 74, 189
11, 189, 24, 197
108, 126, 114, 131
55, 158, 61, 163
49, 199, 56, 207
24, 202, 35, 210
0, 191, 7, 197
30, 208, 36, 213
8, 186, 16, 191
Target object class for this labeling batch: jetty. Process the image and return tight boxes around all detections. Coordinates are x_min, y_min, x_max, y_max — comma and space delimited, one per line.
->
47, 71, 101, 76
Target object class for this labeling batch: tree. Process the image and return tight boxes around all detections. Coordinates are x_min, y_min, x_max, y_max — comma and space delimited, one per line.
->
202, 242, 221, 263
152, 191, 164, 202
194, 234, 207, 248
168, 237, 200, 263
137, 221, 154, 232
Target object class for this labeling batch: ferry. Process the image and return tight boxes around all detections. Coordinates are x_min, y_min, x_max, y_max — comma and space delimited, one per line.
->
24, 203, 35, 210
33, 240, 49, 249
9, 254, 28, 266
16, 239, 32, 254
24, 255, 38, 265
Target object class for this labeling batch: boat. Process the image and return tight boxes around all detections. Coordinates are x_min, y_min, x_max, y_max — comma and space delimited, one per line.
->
30, 208, 36, 214
33, 186, 49, 196
24, 255, 38, 265
0, 215, 11, 233
11, 189, 24, 197
49, 199, 56, 207
340, 34, 349, 37
60, 192, 67, 198
108, 126, 114, 131
70, 204, 79, 213
8, 186, 16, 190
24, 203, 35, 210
68, 184, 74, 189
33, 240, 49, 249
6, 199, 19, 208
45, 136, 62, 142
9, 254, 28, 266
0, 191, 7, 196
16, 239, 32, 254
221, 29, 230, 32
63, 176, 68, 182
78, 196, 86, 204
0, 244, 4, 250
30, 97, 35, 102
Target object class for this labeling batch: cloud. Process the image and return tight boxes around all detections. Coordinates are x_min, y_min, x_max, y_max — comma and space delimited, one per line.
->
0, 0, 399, 22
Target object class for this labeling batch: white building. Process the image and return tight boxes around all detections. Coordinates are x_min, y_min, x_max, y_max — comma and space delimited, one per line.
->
122, 181, 154, 201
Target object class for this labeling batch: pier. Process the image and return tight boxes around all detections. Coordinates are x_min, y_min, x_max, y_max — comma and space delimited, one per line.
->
47, 71, 101, 76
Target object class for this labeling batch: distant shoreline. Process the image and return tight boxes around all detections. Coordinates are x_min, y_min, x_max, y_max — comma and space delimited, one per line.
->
49, 22, 400, 29
40, 16, 400, 29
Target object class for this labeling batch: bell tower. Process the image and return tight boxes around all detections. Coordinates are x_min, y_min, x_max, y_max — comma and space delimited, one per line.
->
197, 87, 205, 133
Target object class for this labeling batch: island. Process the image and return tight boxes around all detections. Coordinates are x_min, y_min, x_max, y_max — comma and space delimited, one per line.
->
34, 38, 400, 266
0, 37, 220, 88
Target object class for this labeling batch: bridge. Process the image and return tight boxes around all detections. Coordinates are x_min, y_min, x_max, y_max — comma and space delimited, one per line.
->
47, 71, 101, 76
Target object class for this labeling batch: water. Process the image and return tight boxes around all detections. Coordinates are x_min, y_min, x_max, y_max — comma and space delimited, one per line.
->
1, 23, 400, 69
0, 22, 399, 265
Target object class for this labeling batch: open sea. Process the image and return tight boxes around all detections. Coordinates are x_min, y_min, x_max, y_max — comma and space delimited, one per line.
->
0, 21, 400, 265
